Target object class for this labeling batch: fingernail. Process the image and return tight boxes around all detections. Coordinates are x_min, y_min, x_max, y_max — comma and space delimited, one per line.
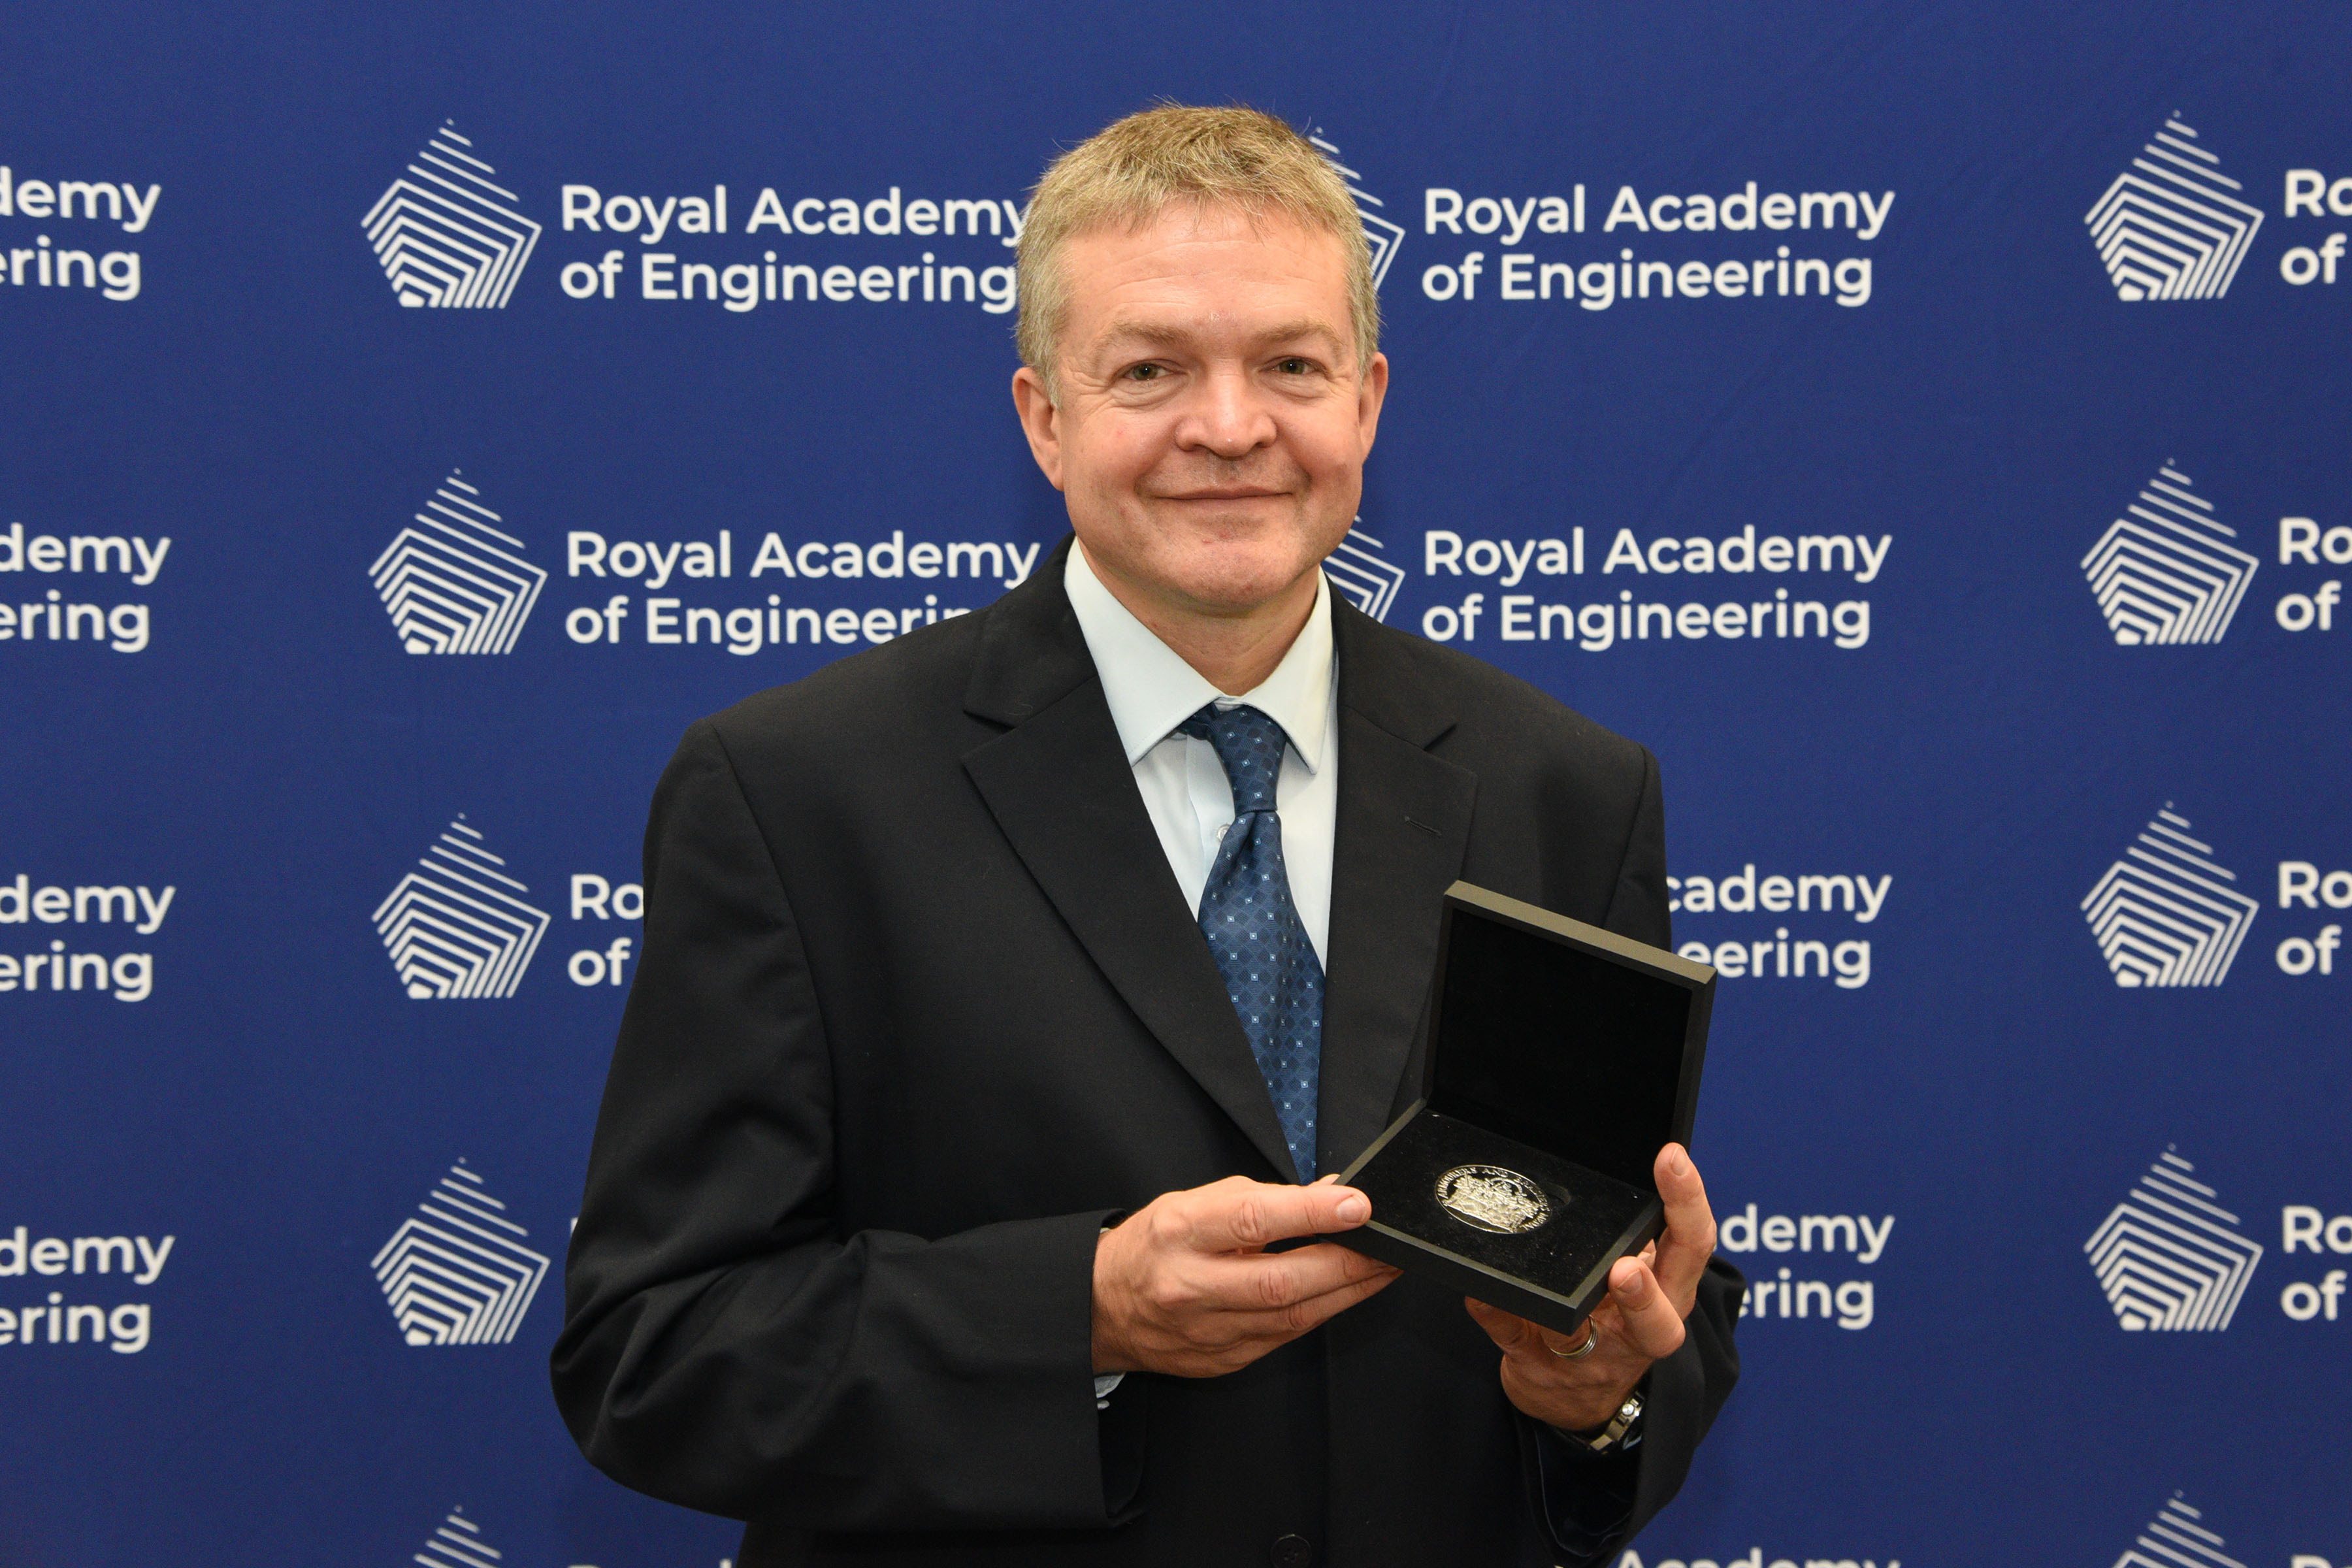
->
1668, 1145, 1691, 1175
1335, 1194, 1370, 1224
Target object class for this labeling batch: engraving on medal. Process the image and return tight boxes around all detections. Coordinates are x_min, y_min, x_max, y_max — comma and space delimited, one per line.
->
1434, 1164, 1554, 1234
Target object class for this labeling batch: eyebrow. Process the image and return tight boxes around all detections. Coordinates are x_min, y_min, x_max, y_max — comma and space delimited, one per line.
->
1095, 317, 1347, 353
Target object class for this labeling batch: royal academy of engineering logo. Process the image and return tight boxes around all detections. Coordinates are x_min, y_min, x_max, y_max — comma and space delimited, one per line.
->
368, 470, 546, 654
2081, 805, 2257, 987
372, 1162, 549, 1346
2086, 118, 2262, 301
414, 1506, 506, 1568
2112, 1495, 2246, 1568
2085, 1151, 2263, 1332
2081, 466, 2258, 645
1325, 522, 1407, 621
363, 123, 541, 308
1308, 130, 1403, 289
372, 817, 551, 999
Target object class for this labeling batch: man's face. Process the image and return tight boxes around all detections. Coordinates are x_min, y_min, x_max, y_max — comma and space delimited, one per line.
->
1013, 204, 1388, 623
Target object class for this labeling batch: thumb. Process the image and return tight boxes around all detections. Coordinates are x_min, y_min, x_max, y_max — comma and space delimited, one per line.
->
1191, 1178, 1371, 1250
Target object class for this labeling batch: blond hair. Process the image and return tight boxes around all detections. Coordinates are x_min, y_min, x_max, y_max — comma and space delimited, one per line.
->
1015, 104, 1380, 391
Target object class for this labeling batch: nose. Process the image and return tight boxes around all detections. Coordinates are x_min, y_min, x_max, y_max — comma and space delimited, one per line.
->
1177, 364, 1278, 461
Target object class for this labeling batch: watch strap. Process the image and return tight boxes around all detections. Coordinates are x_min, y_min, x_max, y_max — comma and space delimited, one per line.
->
1572, 1388, 1644, 1453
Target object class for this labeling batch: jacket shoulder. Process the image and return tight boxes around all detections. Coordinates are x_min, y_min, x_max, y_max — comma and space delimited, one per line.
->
1343, 611, 1667, 937
1344, 611, 1654, 792
701, 604, 995, 756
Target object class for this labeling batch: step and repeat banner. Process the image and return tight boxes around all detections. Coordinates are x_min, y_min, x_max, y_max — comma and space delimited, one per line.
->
6, 3, 2349, 1565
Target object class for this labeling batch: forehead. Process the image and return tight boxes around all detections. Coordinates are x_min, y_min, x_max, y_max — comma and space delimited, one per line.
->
1059, 203, 1352, 352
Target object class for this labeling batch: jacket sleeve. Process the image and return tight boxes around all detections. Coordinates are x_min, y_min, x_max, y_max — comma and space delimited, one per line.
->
1530, 741, 1745, 1563
1601, 743, 1674, 953
549, 720, 1125, 1530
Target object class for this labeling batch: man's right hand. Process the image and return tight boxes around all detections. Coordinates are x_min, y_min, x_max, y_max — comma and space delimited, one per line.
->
1091, 1175, 1401, 1377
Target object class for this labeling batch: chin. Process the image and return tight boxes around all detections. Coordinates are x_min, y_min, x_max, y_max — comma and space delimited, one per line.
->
1149, 533, 1304, 597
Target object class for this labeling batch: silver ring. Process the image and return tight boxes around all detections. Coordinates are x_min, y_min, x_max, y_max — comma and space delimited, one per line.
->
1551, 1322, 1600, 1360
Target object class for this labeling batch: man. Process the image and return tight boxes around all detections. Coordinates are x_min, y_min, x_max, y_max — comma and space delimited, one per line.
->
554, 105, 1740, 1567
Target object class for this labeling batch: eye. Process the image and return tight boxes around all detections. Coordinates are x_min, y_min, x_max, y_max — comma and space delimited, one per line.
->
1276, 357, 1313, 375
1122, 363, 1165, 382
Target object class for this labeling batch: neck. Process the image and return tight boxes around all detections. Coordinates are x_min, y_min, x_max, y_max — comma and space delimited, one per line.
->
1080, 543, 1318, 694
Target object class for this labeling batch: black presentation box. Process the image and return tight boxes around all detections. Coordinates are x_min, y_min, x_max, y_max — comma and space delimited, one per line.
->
1331, 881, 1716, 1337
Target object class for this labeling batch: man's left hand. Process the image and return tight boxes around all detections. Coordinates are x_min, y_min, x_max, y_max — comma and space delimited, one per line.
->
1464, 1142, 1716, 1434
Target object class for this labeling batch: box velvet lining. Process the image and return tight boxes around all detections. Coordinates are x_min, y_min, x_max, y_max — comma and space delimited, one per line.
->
1350, 1111, 1654, 1295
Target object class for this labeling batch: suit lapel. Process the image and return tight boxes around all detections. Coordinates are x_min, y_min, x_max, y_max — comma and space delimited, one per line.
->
1316, 602, 1478, 1173
962, 540, 1301, 1180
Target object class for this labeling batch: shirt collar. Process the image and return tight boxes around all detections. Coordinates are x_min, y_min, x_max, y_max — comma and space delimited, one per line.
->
1063, 538, 1333, 773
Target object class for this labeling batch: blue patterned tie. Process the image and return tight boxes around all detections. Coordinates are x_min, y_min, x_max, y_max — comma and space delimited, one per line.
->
1181, 702, 1324, 1182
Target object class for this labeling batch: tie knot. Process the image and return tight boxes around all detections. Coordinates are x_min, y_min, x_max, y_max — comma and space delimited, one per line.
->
1179, 702, 1290, 814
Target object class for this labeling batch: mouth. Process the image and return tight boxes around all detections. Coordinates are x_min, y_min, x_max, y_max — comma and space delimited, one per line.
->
1154, 487, 1290, 503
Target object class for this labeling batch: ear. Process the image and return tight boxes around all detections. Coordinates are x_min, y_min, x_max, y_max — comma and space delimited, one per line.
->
1355, 351, 1390, 456
1011, 366, 1067, 493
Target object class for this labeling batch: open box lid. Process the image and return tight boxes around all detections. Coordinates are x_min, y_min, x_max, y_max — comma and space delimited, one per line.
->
1423, 882, 1716, 1194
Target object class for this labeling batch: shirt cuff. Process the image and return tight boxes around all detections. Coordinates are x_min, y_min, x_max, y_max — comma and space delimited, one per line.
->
1092, 1221, 1126, 1411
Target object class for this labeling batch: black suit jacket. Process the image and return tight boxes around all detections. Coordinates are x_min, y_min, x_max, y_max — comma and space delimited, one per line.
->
553, 538, 1741, 1566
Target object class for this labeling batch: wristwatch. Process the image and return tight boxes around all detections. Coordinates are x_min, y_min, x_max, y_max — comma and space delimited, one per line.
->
1567, 1388, 1644, 1453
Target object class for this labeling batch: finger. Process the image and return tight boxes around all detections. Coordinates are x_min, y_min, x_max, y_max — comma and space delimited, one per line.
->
1205, 1260, 1402, 1342
1650, 1143, 1717, 1303
1196, 1240, 1396, 1313
1463, 1296, 1539, 1353
1605, 1254, 1688, 1360
1178, 1176, 1373, 1253
1467, 1298, 1602, 1365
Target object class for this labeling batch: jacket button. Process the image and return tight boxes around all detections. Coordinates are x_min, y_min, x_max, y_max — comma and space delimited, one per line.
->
1270, 1534, 1312, 1567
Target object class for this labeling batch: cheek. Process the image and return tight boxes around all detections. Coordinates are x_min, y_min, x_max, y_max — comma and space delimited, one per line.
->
1071, 419, 1164, 497
1284, 410, 1369, 483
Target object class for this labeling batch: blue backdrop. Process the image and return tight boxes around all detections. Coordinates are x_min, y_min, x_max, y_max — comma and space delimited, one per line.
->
7, 5, 2350, 1565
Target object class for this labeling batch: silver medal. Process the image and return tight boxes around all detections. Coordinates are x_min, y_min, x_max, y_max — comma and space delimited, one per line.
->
1434, 1164, 1554, 1234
